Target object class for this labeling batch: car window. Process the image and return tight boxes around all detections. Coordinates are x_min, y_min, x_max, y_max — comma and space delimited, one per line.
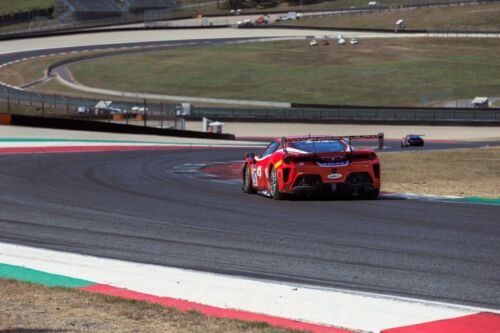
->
288, 140, 346, 153
260, 141, 280, 158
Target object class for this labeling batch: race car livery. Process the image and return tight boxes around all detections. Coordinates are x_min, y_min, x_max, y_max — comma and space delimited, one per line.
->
242, 135, 382, 199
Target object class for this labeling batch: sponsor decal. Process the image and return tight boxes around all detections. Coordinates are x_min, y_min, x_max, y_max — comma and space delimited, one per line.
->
274, 160, 283, 169
251, 165, 258, 186
327, 173, 343, 179
256, 166, 262, 178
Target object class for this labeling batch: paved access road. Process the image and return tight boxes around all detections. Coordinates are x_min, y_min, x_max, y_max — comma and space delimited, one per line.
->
0, 148, 498, 309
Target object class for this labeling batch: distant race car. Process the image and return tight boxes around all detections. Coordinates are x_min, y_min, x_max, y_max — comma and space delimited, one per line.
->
242, 135, 381, 199
401, 134, 424, 148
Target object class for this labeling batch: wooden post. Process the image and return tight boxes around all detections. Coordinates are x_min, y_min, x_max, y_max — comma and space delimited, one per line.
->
160, 102, 164, 129
143, 99, 147, 127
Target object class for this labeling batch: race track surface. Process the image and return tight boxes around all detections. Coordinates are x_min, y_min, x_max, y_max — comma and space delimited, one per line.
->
0, 148, 499, 309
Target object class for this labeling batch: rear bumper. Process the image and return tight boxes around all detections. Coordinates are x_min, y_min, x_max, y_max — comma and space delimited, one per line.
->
291, 181, 376, 195
279, 162, 380, 194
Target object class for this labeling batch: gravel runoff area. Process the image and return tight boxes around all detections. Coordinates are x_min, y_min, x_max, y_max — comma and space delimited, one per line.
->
380, 147, 500, 198
186, 122, 500, 141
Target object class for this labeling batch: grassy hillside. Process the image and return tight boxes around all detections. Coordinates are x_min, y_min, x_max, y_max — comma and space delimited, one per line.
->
280, 3, 500, 31
0, 0, 54, 15
69, 38, 500, 106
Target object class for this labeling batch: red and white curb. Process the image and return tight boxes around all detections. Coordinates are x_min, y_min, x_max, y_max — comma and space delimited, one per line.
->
0, 242, 498, 333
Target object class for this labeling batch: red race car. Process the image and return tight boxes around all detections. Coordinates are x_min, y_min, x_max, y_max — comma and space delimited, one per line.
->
242, 135, 382, 199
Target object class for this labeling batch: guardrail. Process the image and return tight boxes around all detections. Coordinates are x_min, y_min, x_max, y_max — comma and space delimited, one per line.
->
0, 86, 180, 128
188, 106, 500, 125
1, 86, 498, 126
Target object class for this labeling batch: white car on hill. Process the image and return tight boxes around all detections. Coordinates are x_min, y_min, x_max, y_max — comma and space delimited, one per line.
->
131, 106, 148, 114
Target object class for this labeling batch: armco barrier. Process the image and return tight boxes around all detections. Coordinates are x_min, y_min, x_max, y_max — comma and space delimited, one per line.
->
4, 113, 235, 140
1, 86, 499, 126
187, 106, 500, 125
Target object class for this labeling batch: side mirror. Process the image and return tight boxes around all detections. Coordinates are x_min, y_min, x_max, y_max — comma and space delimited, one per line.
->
246, 153, 255, 161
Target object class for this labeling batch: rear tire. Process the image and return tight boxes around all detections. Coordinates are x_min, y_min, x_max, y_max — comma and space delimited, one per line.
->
242, 165, 256, 194
269, 167, 284, 200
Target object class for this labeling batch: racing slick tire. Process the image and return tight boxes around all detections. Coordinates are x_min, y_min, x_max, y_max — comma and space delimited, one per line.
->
269, 167, 284, 200
242, 164, 256, 194
361, 188, 380, 200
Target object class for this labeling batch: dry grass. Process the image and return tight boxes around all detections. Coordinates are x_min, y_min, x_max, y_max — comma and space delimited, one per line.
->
278, 3, 500, 30
0, 50, 111, 87
0, 279, 300, 333
380, 146, 500, 198
5, 38, 500, 107
0, 0, 54, 15
67, 38, 500, 106
0, 56, 60, 87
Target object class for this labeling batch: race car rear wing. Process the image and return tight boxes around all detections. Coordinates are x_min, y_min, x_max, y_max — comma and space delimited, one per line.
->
282, 133, 385, 150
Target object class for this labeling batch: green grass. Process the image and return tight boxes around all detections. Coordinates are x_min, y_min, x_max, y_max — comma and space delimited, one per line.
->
0, 0, 54, 15
279, 3, 500, 30
69, 38, 500, 106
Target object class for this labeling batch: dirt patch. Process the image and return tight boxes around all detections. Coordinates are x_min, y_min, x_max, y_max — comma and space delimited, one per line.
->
0, 279, 299, 333
379, 146, 500, 198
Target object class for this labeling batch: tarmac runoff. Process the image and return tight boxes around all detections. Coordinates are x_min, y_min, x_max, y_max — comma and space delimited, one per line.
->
1, 242, 499, 333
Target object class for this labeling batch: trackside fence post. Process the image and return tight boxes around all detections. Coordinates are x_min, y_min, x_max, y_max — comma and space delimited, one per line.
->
143, 99, 147, 127
6, 89, 11, 113
378, 133, 384, 150
160, 102, 164, 129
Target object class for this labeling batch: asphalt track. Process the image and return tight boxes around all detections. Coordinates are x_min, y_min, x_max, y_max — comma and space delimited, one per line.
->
0, 148, 499, 309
